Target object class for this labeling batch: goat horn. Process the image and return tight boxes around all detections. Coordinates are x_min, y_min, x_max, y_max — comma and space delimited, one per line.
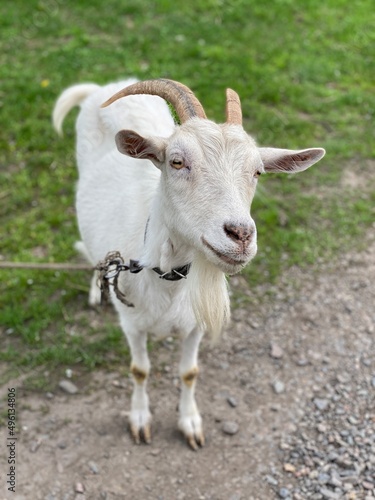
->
101, 79, 207, 123
225, 88, 242, 126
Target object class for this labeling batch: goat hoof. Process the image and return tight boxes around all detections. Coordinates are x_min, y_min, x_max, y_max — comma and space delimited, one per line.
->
185, 431, 205, 451
129, 410, 152, 444
178, 415, 205, 451
130, 422, 152, 445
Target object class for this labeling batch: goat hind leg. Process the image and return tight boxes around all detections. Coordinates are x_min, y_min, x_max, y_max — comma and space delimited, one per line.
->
178, 327, 204, 450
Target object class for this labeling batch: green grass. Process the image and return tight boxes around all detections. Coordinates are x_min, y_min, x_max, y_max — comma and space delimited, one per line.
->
0, 0, 374, 381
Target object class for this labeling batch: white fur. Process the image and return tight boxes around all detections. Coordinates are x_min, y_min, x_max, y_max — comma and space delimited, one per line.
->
53, 78, 325, 448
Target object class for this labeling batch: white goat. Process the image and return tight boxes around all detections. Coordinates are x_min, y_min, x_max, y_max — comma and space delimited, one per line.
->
53, 78, 325, 449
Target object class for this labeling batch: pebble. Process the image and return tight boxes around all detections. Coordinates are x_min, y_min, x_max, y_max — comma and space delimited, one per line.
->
227, 396, 238, 408
88, 461, 99, 474
75, 482, 85, 493
296, 358, 309, 366
273, 380, 285, 394
313, 398, 329, 411
283, 463, 296, 473
222, 421, 239, 435
265, 475, 278, 486
319, 488, 341, 499
278, 487, 290, 498
318, 473, 330, 484
270, 343, 284, 359
59, 380, 79, 395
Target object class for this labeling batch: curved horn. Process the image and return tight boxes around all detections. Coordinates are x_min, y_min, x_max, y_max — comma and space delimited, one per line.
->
225, 88, 242, 126
101, 79, 207, 123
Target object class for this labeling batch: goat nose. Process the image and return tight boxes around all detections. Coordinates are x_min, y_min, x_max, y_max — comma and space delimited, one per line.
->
224, 222, 254, 245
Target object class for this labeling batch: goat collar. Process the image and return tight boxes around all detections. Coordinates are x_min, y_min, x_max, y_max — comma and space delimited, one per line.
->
129, 259, 191, 281
152, 263, 191, 281
97, 252, 191, 282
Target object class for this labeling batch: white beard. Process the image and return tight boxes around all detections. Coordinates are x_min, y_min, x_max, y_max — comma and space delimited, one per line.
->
187, 253, 230, 341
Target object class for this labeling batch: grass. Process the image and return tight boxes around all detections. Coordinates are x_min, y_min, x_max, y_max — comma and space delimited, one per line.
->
0, 0, 374, 382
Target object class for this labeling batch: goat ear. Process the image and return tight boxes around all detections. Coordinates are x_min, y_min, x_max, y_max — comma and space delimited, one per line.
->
115, 130, 166, 166
259, 147, 325, 174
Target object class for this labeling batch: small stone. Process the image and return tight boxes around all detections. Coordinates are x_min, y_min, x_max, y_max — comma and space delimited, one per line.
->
363, 481, 374, 490
151, 448, 161, 456
328, 474, 342, 488
75, 482, 85, 494
343, 475, 359, 485
45, 392, 54, 399
88, 461, 99, 474
59, 380, 78, 395
296, 358, 309, 366
227, 396, 238, 408
313, 398, 329, 411
318, 473, 330, 484
265, 475, 278, 486
336, 458, 354, 470
222, 421, 239, 435
283, 463, 296, 473
347, 416, 359, 425
319, 488, 340, 499
272, 380, 285, 394
57, 441, 67, 449
270, 343, 284, 359
328, 452, 339, 462
278, 488, 290, 498
371, 377, 375, 389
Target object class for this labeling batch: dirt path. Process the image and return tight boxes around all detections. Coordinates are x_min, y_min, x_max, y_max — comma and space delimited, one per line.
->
1, 233, 374, 500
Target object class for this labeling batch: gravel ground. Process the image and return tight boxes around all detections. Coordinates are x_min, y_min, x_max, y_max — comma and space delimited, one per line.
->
0, 231, 374, 500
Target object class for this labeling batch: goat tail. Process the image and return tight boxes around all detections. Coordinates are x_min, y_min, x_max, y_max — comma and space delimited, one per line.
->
53, 83, 100, 136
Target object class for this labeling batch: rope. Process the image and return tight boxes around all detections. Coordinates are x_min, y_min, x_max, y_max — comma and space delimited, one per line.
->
0, 261, 93, 271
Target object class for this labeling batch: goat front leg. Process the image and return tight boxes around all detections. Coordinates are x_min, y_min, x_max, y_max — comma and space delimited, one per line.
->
121, 323, 152, 444
178, 327, 204, 450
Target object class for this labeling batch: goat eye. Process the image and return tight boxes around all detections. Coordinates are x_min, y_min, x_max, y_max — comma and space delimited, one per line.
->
254, 170, 262, 178
170, 158, 185, 169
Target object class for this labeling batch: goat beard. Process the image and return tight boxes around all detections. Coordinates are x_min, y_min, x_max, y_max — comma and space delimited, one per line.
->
187, 253, 230, 342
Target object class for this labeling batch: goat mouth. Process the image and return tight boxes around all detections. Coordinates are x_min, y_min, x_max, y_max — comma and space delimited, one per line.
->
201, 237, 247, 267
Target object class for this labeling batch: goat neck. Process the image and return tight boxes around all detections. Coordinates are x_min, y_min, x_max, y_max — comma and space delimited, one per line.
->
139, 188, 194, 274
